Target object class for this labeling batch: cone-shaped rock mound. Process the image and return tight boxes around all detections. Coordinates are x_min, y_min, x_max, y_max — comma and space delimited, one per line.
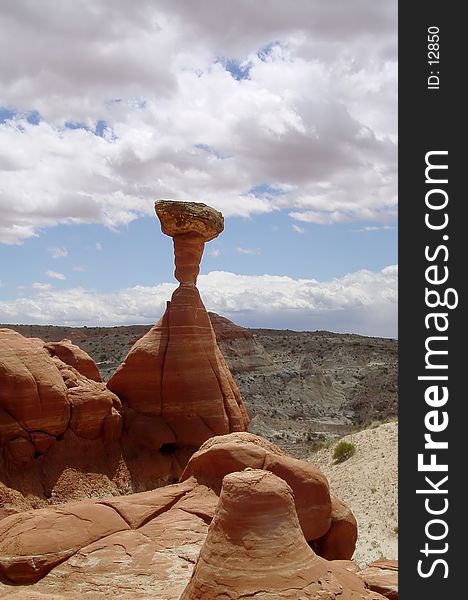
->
181, 469, 386, 599
181, 431, 333, 542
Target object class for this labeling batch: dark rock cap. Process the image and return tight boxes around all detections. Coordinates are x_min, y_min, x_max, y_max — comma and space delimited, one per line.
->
155, 200, 224, 241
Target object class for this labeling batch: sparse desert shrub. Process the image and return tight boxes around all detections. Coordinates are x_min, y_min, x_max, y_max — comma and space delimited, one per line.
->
333, 441, 356, 463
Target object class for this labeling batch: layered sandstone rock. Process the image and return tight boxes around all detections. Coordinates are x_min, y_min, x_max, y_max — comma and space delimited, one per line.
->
44, 339, 102, 382
0, 502, 130, 584
0, 329, 121, 465
181, 469, 385, 600
1, 202, 250, 510
0, 329, 70, 443
108, 200, 249, 451
181, 431, 333, 542
358, 560, 398, 600
0, 440, 383, 599
0, 328, 128, 512
0, 478, 206, 595
313, 495, 359, 560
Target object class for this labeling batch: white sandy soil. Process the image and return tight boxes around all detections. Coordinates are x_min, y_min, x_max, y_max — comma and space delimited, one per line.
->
309, 421, 398, 566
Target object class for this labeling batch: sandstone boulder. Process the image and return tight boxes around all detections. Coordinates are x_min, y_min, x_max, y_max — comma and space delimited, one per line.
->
0, 328, 124, 509
0, 327, 122, 465
155, 199, 224, 242
358, 559, 398, 599
313, 495, 358, 560
0, 502, 130, 583
0, 478, 212, 598
54, 358, 122, 440
181, 469, 386, 600
181, 431, 332, 541
44, 339, 102, 381
0, 329, 70, 440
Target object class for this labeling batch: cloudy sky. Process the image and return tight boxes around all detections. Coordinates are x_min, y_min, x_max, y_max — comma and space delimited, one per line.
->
0, 0, 397, 337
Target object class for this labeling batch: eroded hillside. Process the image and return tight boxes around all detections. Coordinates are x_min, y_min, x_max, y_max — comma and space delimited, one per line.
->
4, 316, 397, 458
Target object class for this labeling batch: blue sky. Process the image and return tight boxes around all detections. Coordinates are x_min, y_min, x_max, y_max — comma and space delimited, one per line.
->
0, 211, 396, 299
0, 0, 397, 336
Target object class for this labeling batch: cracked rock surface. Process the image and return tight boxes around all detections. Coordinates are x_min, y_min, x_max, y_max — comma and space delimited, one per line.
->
108, 200, 248, 452
0, 433, 367, 598
181, 469, 385, 600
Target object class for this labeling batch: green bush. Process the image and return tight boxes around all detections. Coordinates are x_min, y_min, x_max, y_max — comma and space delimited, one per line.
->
333, 441, 356, 463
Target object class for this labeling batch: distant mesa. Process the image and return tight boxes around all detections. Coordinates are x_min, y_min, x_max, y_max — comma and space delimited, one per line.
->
207, 311, 272, 373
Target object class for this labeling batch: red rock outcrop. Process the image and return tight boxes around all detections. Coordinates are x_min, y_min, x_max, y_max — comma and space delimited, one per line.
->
0, 502, 130, 584
44, 339, 102, 382
0, 329, 121, 463
108, 200, 249, 451
0, 478, 207, 596
181, 431, 332, 541
313, 495, 358, 560
0, 328, 128, 510
181, 469, 385, 600
1, 202, 251, 510
0, 329, 70, 444
358, 560, 398, 599
0, 441, 385, 599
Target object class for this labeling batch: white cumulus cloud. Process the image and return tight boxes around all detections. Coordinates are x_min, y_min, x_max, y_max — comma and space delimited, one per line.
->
292, 224, 305, 234
0, 0, 396, 244
236, 246, 261, 255
45, 270, 66, 281
32, 282, 53, 291
0, 266, 397, 337
48, 246, 68, 259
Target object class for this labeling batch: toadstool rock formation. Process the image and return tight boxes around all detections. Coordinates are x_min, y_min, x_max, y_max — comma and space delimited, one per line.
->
108, 200, 249, 452
181, 469, 386, 600
1, 202, 251, 510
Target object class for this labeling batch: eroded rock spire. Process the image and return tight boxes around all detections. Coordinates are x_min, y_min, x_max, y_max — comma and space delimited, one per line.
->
107, 200, 248, 469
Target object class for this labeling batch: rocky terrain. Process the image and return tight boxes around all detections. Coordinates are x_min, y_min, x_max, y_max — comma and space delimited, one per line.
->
0, 201, 249, 513
4, 317, 397, 458
0, 432, 393, 599
0, 200, 398, 598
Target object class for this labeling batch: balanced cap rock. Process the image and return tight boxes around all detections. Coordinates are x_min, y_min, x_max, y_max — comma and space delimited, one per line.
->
108, 200, 248, 458
155, 200, 223, 284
